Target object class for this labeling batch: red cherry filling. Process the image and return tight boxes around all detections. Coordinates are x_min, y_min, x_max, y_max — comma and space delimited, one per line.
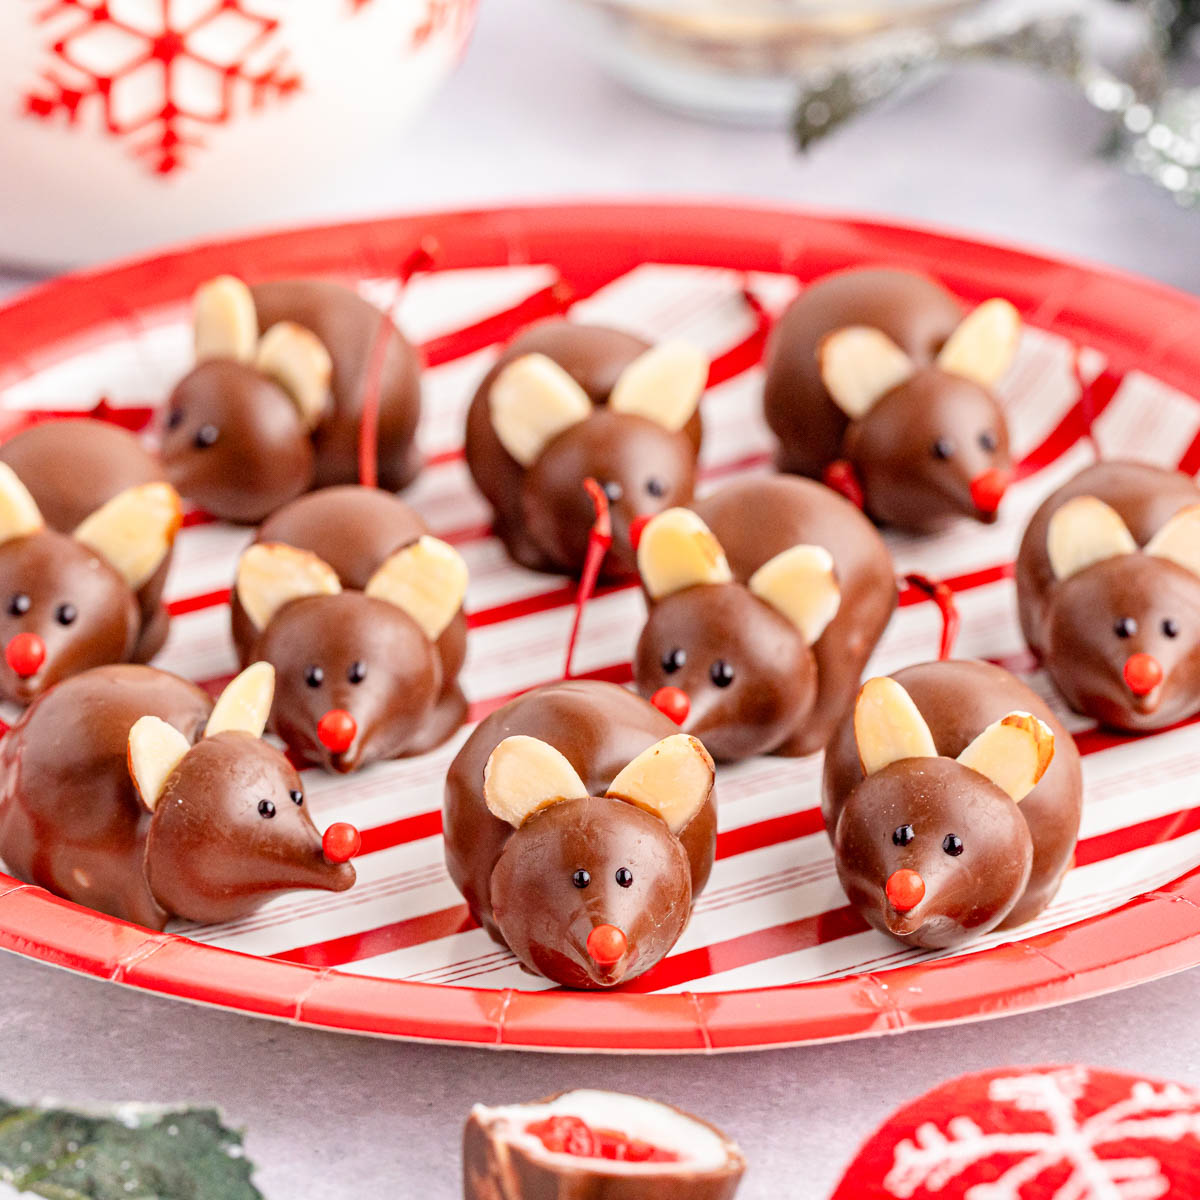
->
525, 1116, 679, 1163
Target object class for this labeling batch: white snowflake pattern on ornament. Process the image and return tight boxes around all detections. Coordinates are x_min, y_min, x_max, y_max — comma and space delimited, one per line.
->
885, 1067, 1200, 1200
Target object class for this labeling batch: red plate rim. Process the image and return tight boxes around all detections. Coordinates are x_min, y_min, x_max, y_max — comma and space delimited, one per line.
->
2, 200, 1200, 1053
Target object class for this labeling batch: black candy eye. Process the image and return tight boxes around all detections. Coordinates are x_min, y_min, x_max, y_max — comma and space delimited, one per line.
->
55, 603, 77, 626
601, 480, 623, 504
645, 477, 666, 498
7, 594, 29, 617
892, 824, 915, 847
289, 789, 304, 806
348, 660, 367, 685
572, 869, 591, 889
662, 647, 686, 674
1114, 617, 1137, 639
710, 660, 734, 688
978, 431, 998, 452
166, 408, 184, 430
194, 424, 219, 449
943, 834, 964, 856
615, 867, 634, 888
257, 799, 276, 819
304, 665, 324, 688
1163, 619, 1180, 639
932, 438, 954, 460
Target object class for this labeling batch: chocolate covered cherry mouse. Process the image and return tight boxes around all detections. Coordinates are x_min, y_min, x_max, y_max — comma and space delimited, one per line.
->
633, 476, 896, 760
464, 320, 709, 577
162, 275, 422, 523
232, 486, 469, 772
0, 662, 358, 928
763, 268, 1021, 532
1016, 460, 1200, 732
0, 457, 181, 706
444, 681, 717, 989
823, 660, 1082, 949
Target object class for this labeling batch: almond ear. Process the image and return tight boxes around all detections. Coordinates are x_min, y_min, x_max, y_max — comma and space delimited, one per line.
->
637, 508, 732, 600
606, 734, 714, 835
128, 716, 191, 811
956, 711, 1055, 803
0, 463, 44, 544
747, 544, 841, 644
364, 536, 468, 641
1145, 504, 1200, 580
854, 677, 937, 776
483, 735, 589, 828
206, 661, 275, 739
194, 275, 258, 364
236, 543, 342, 630
74, 483, 182, 589
818, 327, 915, 419
1047, 496, 1137, 581
936, 298, 1021, 387
255, 321, 333, 430
488, 353, 594, 467
608, 341, 709, 432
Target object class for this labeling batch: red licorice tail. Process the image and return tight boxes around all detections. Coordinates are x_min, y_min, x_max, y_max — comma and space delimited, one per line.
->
1072, 344, 1101, 463
357, 236, 441, 489
563, 478, 613, 681
823, 459, 865, 511
740, 280, 773, 335
903, 573, 960, 662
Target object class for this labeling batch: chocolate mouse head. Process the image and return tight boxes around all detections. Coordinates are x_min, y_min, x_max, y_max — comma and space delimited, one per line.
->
818, 298, 1018, 529
481, 732, 715, 988
632, 507, 841, 761
0, 464, 181, 704
1039, 496, 1200, 731
127, 663, 357, 924
235, 535, 468, 772
834, 677, 1056, 949
468, 322, 709, 576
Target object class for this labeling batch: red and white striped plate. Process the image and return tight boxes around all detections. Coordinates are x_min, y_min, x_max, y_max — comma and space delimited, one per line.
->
1, 203, 1199, 1053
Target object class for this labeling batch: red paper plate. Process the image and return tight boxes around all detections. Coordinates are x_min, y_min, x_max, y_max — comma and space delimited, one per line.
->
1, 202, 1199, 1053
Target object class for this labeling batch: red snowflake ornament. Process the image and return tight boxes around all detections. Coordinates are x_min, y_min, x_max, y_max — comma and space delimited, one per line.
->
23, 0, 302, 176
834, 1066, 1200, 1199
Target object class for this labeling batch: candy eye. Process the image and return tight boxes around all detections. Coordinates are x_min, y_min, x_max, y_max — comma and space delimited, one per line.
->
892, 824, 915, 847
978, 431, 998, 452
7, 594, 29, 617
601, 480, 623, 504
348, 660, 367, 685
710, 660, 735, 688
289, 789, 304, 806
932, 438, 954, 460
194, 424, 219, 449
166, 408, 184, 430
615, 867, 634, 888
257, 799, 276, 819
572, 869, 591, 889
55, 603, 77, 626
645, 477, 666, 498
662, 647, 686, 674
1114, 617, 1138, 639
943, 834, 964, 856
1163, 619, 1180, 639
304, 665, 324, 688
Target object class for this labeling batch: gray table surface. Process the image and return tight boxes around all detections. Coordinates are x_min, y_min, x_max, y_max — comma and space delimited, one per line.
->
2, 2, 1199, 1197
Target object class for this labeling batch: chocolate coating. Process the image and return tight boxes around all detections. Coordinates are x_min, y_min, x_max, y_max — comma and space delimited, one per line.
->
163, 279, 421, 524
635, 476, 896, 760
823, 660, 1083, 947
763, 269, 1012, 532
443, 681, 717, 988
0, 665, 353, 929
232, 486, 467, 771
1017, 460, 1200, 732
464, 321, 703, 577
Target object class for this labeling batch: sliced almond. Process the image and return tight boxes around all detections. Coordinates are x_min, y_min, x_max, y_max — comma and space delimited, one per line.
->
818, 326, 915, 419
606, 734, 714, 835
206, 661, 275, 740
128, 715, 191, 810
608, 340, 709, 432
194, 275, 258, 364
957, 710, 1055, 803
0, 463, 44, 544
637, 508, 732, 600
236, 542, 342, 630
748, 543, 841, 644
854, 676, 937, 776
936, 298, 1021, 387
488, 353, 593, 467
1046, 495, 1137, 582
364, 535, 468, 641
74, 482, 183, 589
1146, 504, 1200, 580
255, 321, 333, 430
483, 735, 588, 828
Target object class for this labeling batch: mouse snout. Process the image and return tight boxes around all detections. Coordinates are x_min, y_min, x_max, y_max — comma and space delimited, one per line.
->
317, 708, 358, 754
969, 467, 1010, 518
649, 686, 690, 726
885, 868, 926, 913
1123, 652, 1164, 698
5, 632, 45, 679
586, 923, 628, 967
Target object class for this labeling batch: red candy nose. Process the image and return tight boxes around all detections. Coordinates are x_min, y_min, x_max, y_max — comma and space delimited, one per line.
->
5, 632, 45, 679
322, 822, 361, 864
886, 868, 926, 913
586, 924, 628, 966
969, 468, 1010, 515
650, 686, 690, 725
317, 709, 357, 753
628, 514, 651, 551
1124, 653, 1163, 697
